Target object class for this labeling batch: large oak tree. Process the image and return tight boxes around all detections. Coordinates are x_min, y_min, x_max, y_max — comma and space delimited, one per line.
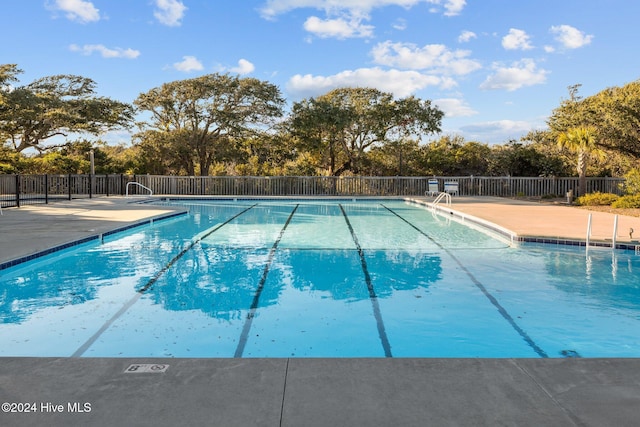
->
134, 73, 285, 176
288, 87, 443, 176
0, 64, 134, 153
548, 81, 640, 158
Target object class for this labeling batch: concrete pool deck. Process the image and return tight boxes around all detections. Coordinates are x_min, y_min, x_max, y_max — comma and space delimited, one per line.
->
428, 195, 640, 245
2, 196, 640, 426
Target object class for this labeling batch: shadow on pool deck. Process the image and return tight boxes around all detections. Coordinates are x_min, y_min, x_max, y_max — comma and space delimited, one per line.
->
2, 196, 640, 426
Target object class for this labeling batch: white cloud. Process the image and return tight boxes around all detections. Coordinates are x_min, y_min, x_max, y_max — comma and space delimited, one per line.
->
230, 59, 256, 75
260, 0, 467, 26
304, 15, 374, 38
48, 0, 100, 23
441, 0, 466, 16
550, 25, 593, 49
433, 98, 477, 117
260, 1, 466, 39
458, 30, 476, 43
502, 28, 533, 50
371, 41, 482, 75
173, 56, 204, 72
286, 67, 453, 98
392, 18, 407, 31
480, 59, 548, 91
69, 44, 140, 59
154, 0, 187, 27
459, 120, 533, 143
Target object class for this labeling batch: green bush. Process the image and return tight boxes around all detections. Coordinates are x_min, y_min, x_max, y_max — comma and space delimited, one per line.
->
623, 168, 640, 195
612, 195, 640, 209
575, 192, 619, 206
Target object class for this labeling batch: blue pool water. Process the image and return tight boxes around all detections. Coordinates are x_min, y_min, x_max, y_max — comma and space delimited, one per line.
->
1, 200, 640, 358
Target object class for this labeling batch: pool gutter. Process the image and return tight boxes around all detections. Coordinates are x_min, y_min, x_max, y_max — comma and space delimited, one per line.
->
407, 197, 640, 253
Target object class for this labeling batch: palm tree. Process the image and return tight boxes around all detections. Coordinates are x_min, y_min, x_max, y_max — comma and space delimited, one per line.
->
557, 126, 606, 196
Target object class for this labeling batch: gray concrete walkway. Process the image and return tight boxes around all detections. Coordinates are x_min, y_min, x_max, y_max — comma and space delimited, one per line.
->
2, 196, 640, 426
2, 357, 640, 427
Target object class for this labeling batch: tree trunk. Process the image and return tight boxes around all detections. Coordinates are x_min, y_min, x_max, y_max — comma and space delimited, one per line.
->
577, 150, 587, 196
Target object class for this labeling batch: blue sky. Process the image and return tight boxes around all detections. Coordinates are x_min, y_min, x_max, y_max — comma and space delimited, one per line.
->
5, 0, 640, 145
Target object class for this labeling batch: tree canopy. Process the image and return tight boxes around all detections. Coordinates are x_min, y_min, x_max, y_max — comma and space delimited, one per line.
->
548, 81, 640, 158
288, 87, 443, 176
0, 64, 134, 153
3, 64, 640, 181
134, 73, 285, 175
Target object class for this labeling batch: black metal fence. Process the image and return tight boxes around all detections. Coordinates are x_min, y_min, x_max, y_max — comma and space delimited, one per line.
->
0, 174, 626, 208
0, 174, 133, 208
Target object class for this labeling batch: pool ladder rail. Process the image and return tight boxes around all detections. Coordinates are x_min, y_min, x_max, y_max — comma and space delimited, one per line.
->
431, 192, 452, 207
585, 213, 640, 253
125, 182, 153, 198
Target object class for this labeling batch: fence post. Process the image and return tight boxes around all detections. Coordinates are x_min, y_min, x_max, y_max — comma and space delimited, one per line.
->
15, 174, 20, 207
45, 174, 49, 204
89, 174, 93, 199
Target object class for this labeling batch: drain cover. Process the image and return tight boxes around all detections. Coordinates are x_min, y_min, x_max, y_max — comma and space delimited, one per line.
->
124, 364, 169, 373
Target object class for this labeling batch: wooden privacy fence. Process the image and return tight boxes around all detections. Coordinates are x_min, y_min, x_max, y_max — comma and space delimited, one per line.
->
0, 174, 626, 208
133, 175, 626, 198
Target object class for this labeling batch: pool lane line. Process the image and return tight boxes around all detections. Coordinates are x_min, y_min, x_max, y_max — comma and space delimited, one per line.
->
234, 204, 300, 358
71, 204, 258, 358
381, 204, 549, 359
339, 204, 393, 358
138, 203, 259, 294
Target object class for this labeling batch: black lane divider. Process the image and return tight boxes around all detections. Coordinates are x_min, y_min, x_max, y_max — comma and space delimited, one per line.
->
137, 204, 258, 294
339, 204, 393, 358
71, 204, 258, 358
381, 204, 549, 358
234, 204, 299, 358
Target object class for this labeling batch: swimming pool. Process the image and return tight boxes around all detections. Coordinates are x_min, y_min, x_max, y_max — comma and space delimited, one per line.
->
1, 199, 639, 358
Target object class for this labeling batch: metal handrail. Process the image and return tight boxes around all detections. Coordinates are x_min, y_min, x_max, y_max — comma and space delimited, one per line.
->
586, 213, 619, 252
126, 182, 153, 197
432, 192, 451, 207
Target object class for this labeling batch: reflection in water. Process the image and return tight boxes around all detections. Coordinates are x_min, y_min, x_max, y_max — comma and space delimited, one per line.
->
3, 200, 640, 358
542, 246, 640, 311
0, 237, 163, 324
145, 247, 271, 321
0, 203, 239, 324
366, 250, 443, 297
142, 247, 443, 319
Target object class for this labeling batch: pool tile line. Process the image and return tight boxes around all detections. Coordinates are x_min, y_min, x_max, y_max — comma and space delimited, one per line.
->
0, 210, 189, 272
71, 204, 258, 358
381, 204, 549, 358
339, 204, 393, 358
234, 204, 300, 358
0, 235, 99, 271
